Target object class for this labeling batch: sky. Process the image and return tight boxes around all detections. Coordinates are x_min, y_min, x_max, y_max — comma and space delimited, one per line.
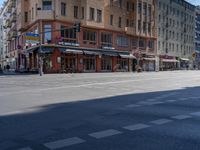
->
0, 0, 199, 7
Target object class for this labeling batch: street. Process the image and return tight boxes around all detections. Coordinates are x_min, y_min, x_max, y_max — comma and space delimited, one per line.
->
1, 71, 200, 150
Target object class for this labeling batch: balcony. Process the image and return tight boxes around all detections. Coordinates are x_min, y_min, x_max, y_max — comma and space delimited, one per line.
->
5, 19, 12, 28
10, 12, 17, 23
7, 33, 12, 41
11, 30, 17, 38
125, 27, 136, 36
7, 5, 12, 13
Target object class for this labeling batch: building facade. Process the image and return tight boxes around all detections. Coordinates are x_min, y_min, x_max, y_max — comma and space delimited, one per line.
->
195, 6, 200, 69
4, 0, 157, 73
0, 0, 11, 70
157, 0, 195, 71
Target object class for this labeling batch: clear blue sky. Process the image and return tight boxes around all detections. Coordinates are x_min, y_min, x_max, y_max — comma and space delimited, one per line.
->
0, 0, 199, 7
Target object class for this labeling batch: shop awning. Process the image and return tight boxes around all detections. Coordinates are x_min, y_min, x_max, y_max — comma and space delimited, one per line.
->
25, 46, 39, 53
180, 58, 190, 61
66, 49, 83, 54
101, 51, 118, 56
119, 53, 136, 59
40, 47, 54, 53
143, 57, 156, 61
83, 50, 101, 55
162, 59, 179, 62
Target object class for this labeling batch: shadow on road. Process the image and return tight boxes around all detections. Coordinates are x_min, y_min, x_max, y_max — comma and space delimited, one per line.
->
1, 86, 200, 150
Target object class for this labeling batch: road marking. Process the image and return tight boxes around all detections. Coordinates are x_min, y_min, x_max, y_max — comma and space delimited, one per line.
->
190, 112, 200, 116
149, 101, 164, 105
171, 115, 192, 120
17, 148, 32, 150
146, 99, 157, 102
150, 119, 173, 125
44, 137, 85, 150
123, 123, 150, 131
190, 97, 199, 99
126, 104, 141, 108
179, 98, 188, 101
89, 129, 122, 139
167, 100, 176, 102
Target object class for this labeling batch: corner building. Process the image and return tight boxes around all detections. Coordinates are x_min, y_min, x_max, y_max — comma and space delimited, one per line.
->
14, 0, 157, 73
157, 0, 195, 71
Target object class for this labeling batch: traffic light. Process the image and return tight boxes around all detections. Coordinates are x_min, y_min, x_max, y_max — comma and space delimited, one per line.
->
74, 23, 81, 32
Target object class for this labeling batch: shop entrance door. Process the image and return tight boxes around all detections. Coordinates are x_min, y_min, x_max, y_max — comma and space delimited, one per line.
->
65, 57, 76, 73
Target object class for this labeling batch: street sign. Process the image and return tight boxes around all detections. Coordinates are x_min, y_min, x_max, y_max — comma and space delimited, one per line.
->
25, 33, 40, 44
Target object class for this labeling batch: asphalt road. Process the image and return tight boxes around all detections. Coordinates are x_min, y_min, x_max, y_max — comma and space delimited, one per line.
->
1, 71, 200, 150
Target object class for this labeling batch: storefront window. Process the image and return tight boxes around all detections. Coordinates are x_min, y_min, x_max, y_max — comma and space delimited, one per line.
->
44, 24, 52, 43
83, 57, 96, 71
101, 57, 112, 71
117, 59, 128, 70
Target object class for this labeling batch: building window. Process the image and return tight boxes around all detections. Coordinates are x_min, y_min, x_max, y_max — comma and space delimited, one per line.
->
110, 0, 113, 6
131, 38, 137, 47
148, 23, 151, 34
117, 58, 128, 70
126, 19, 129, 27
143, 22, 146, 33
43, 0, 52, 10
143, 2, 147, 15
83, 30, 96, 45
81, 7, 84, 19
101, 33, 112, 47
118, 17, 122, 28
90, 7, 95, 20
25, 12, 28, 22
61, 2, 66, 16
110, 15, 113, 25
148, 40, 154, 49
116, 36, 129, 47
119, 0, 122, 8
74, 6, 78, 18
60, 26, 76, 43
97, 9, 102, 22
127, 1, 130, 11
44, 24, 52, 43
139, 38, 145, 48
138, 2, 142, 14
32, 7, 34, 19
138, 20, 141, 31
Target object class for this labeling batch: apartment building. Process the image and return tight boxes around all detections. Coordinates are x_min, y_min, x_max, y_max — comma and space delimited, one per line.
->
157, 0, 195, 71
0, 0, 11, 69
195, 6, 200, 68
8, 0, 156, 73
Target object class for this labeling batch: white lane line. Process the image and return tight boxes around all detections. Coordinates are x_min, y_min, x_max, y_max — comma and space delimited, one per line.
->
44, 137, 85, 150
123, 123, 150, 131
88, 129, 122, 139
17, 148, 32, 150
190, 112, 200, 116
146, 99, 157, 102
190, 97, 199, 99
179, 98, 188, 101
150, 119, 173, 125
126, 104, 141, 108
171, 115, 192, 120
149, 101, 164, 105
167, 100, 176, 102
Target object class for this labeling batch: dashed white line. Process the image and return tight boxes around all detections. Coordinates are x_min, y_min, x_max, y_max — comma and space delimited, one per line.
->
179, 98, 188, 101
44, 137, 85, 150
167, 100, 176, 102
190, 112, 200, 116
126, 104, 141, 108
150, 119, 173, 125
171, 115, 192, 120
89, 129, 122, 139
17, 147, 32, 150
123, 123, 150, 131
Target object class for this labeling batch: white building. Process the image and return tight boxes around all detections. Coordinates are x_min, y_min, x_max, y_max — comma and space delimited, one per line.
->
157, 0, 195, 71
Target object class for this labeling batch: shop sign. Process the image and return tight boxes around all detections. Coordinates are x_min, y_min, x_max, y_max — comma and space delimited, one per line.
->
58, 42, 80, 47
102, 46, 115, 50
25, 33, 40, 44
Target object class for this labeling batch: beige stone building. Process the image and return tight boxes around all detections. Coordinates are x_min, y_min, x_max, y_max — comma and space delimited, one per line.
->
7, 0, 157, 73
